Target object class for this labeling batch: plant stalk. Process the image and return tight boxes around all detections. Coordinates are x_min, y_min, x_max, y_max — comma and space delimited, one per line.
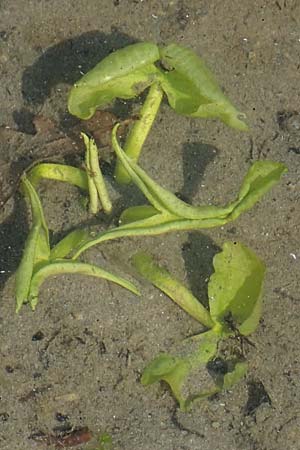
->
88, 137, 112, 214
85, 135, 99, 214
82, 133, 112, 214
114, 83, 163, 184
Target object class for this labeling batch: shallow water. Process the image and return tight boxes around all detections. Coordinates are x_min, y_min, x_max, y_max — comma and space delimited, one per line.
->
0, 1, 299, 449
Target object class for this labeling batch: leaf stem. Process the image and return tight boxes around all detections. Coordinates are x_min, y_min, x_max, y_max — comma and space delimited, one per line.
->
132, 252, 215, 329
88, 137, 112, 214
114, 83, 163, 184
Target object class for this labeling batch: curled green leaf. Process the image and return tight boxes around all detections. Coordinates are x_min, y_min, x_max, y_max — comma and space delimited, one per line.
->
72, 129, 286, 258
29, 259, 140, 310
68, 42, 161, 119
113, 126, 287, 220
27, 163, 88, 190
15, 176, 50, 312
159, 43, 248, 131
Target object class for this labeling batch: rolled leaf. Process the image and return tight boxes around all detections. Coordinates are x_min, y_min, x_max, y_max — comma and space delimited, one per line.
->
159, 44, 248, 131
68, 42, 161, 119
15, 176, 50, 312
28, 163, 88, 190
72, 133, 286, 258
113, 126, 287, 220
82, 133, 112, 214
29, 259, 140, 310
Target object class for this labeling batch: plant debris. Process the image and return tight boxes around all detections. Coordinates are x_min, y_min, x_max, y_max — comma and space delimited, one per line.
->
30, 426, 92, 448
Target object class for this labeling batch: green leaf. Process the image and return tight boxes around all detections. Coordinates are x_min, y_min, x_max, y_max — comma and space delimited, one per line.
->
113, 126, 287, 220
119, 205, 160, 225
141, 333, 248, 409
68, 42, 161, 119
228, 161, 288, 221
28, 259, 140, 310
208, 242, 266, 335
50, 229, 90, 259
27, 163, 88, 190
72, 132, 286, 259
15, 176, 50, 312
141, 330, 219, 410
132, 252, 214, 329
159, 43, 248, 131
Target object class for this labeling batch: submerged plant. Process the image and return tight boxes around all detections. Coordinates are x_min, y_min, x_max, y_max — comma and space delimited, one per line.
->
132, 242, 265, 410
68, 42, 248, 183
13, 40, 288, 412
16, 124, 286, 310
15, 175, 139, 312
70, 125, 287, 258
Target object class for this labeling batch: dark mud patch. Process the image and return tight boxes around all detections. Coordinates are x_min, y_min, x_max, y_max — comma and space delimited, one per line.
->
244, 380, 272, 416
21, 30, 136, 107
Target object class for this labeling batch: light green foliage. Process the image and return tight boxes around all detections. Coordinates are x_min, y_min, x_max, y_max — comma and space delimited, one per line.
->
50, 229, 90, 260
28, 163, 88, 190
15, 176, 50, 312
71, 126, 287, 259
28, 134, 112, 215
112, 126, 286, 221
141, 330, 220, 410
68, 41, 249, 183
15, 176, 139, 312
159, 44, 248, 130
132, 252, 214, 328
209, 241, 266, 335
133, 242, 265, 409
68, 42, 161, 119
68, 42, 247, 131
14, 40, 287, 411
114, 82, 164, 184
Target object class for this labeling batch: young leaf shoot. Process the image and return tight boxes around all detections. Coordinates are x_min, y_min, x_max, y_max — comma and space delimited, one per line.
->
132, 242, 265, 409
